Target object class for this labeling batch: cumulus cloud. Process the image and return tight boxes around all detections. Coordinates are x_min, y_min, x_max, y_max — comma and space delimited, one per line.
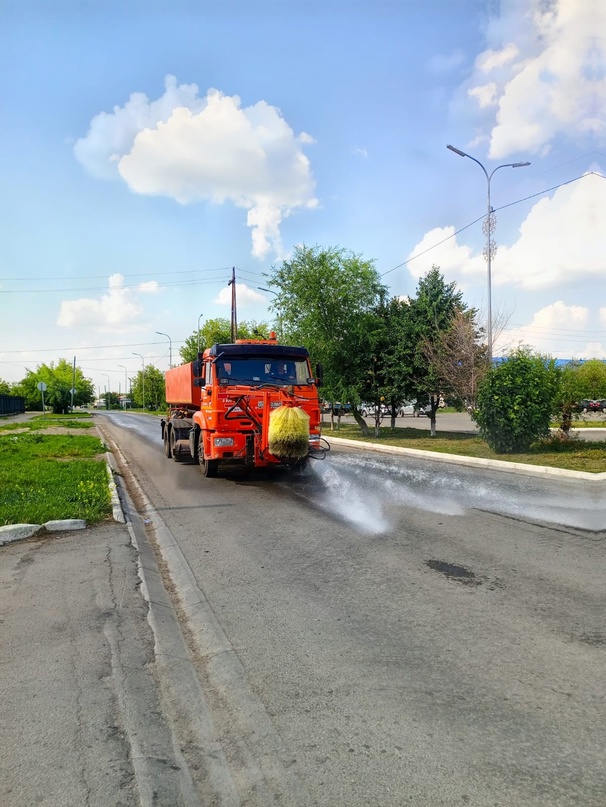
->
410, 170, 606, 291
57, 273, 146, 330
214, 283, 267, 307
74, 76, 317, 259
494, 300, 590, 357
137, 281, 160, 294
406, 226, 485, 283
460, 0, 606, 157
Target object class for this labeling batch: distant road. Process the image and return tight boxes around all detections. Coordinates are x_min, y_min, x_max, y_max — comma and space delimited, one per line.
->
329, 410, 606, 441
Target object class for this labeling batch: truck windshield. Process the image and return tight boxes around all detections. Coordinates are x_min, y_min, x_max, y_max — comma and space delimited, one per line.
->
216, 357, 311, 386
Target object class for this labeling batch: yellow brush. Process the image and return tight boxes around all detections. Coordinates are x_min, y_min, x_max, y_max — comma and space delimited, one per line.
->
268, 406, 310, 459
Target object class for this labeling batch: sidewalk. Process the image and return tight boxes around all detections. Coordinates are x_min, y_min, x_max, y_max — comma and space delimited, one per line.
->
0, 522, 195, 807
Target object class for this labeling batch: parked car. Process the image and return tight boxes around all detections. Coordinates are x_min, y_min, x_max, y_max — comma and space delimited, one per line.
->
397, 402, 415, 417
414, 402, 433, 417
321, 400, 352, 415
585, 399, 606, 413
360, 402, 389, 418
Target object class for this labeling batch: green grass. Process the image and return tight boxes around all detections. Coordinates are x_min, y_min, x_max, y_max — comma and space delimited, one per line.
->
328, 424, 606, 474
0, 414, 95, 431
0, 432, 112, 526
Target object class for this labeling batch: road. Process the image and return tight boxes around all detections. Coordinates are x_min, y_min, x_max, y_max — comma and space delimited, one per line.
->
98, 411, 605, 807
329, 409, 606, 441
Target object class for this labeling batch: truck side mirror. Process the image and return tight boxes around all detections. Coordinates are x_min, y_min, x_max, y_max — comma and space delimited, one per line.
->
315, 363, 324, 387
192, 360, 203, 378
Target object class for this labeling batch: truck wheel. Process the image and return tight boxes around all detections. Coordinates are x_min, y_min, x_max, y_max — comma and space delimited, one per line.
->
198, 439, 218, 477
202, 458, 218, 478
164, 428, 172, 458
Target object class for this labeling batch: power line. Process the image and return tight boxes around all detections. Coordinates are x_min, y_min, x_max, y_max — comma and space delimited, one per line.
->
380, 171, 600, 278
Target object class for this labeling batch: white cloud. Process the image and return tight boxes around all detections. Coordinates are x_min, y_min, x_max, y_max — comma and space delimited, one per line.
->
137, 281, 160, 294
461, 0, 606, 157
213, 283, 267, 307
411, 170, 606, 291
492, 171, 606, 290
57, 273, 144, 330
467, 82, 499, 108
495, 300, 589, 357
476, 43, 519, 72
74, 75, 203, 180
75, 76, 317, 259
406, 225, 485, 282
601, 308, 606, 325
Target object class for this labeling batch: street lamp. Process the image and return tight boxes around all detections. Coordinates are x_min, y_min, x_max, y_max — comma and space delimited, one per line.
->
103, 374, 111, 410
258, 287, 282, 336
197, 313, 204, 354
156, 331, 172, 367
133, 353, 145, 410
118, 365, 128, 409
446, 144, 530, 363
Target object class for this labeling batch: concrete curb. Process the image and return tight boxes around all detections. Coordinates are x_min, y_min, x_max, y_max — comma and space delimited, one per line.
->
328, 436, 606, 482
105, 451, 126, 523
0, 519, 86, 546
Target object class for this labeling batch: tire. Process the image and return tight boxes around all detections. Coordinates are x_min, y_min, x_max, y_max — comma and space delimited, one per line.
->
164, 427, 172, 458
198, 437, 219, 478
202, 458, 218, 478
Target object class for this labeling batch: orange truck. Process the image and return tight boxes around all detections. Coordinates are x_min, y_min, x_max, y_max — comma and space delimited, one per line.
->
161, 334, 328, 477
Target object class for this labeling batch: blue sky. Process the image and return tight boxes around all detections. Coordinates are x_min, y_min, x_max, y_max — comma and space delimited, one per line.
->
1, 0, 605, 393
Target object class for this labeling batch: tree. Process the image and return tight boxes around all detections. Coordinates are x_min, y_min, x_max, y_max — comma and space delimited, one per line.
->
473, 348, 559, 453
131, 365, 166, 410
575, 359, 606, 399
12, 360, 94, 412
387, 267, 469, 436
180, 318, 270, 363
421, 309, 487, 412
267, 244, 387, 434
555, 359, 606, 434
0, 379, 11, 395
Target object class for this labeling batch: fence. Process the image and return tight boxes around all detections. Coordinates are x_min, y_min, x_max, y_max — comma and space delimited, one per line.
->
0, 395, 26, 416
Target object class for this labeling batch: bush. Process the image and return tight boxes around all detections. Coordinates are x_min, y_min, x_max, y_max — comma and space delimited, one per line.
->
473, 348, 558, 453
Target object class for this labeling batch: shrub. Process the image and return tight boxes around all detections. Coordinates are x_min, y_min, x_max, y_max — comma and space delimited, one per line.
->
473, 348, 558, 453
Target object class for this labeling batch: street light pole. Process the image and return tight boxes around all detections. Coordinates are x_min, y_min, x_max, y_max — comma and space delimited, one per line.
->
103, 374, 111, 410
156, 331, 172, 367
197, 313, 204, 354
258, 287, 282, 337
118, 365, 128, 408
133, 353, 145, 410
446, 144, 530, 364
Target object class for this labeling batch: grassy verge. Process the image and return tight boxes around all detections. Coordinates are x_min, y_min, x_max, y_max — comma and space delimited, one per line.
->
327, 424, 606, 474
0, 428, 112, 526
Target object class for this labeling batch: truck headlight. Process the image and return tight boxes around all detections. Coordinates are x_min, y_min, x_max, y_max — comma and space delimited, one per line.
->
214, 437, 234, 447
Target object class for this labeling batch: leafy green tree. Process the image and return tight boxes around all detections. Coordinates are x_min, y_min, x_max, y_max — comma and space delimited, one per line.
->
268, 244, 387, 432
179, 318, 270, 363
575, 359, 606, 399
12, 360, 94, 412
473, 348, 559, 453
555, 359, 606, 433
0, 379, 12, 395
131, 364, 166, 410
386, 267, 470, 435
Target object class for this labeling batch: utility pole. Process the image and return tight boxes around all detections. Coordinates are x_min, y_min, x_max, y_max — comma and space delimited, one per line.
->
229, 267, 237, 342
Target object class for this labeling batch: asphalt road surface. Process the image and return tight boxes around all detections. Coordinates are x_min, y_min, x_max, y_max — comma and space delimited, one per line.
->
98, 411, 605, 807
